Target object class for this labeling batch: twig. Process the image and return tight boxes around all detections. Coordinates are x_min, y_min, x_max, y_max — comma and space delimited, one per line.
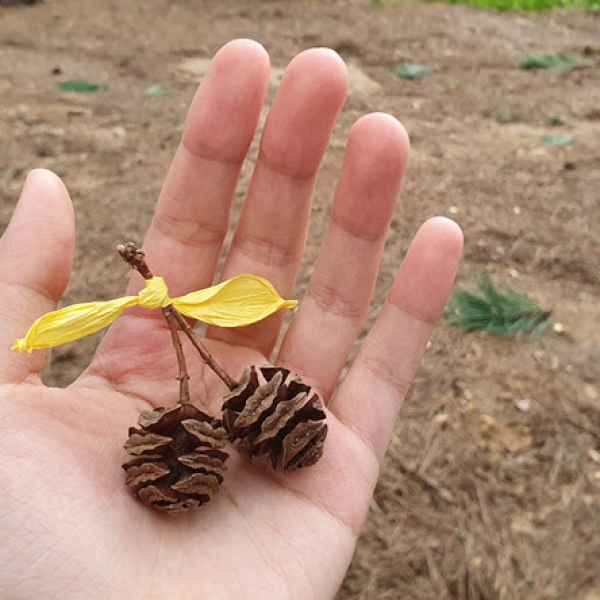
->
117, 242, 238, 392
398, 460, 456, 505
117, 243, 191, 403
564, 416, 600, 442
163, 306, 190, 404
170, 309, 237, 391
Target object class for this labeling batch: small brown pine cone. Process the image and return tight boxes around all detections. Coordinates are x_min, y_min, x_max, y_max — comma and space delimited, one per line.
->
222, 365, 328, 473
122, 403, 229, 515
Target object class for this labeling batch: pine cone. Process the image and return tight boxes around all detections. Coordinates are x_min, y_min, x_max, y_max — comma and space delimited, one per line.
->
222, 365, 328, 473
122, 403, 229, 515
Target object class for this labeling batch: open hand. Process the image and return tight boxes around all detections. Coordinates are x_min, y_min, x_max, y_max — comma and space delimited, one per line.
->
0, 40, 462, 599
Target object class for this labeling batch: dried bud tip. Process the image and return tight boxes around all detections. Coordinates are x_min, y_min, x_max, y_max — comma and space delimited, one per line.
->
117, 242, 152, 278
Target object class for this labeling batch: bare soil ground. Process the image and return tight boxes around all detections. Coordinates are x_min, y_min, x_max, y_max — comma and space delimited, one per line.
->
1, 0, 599, 598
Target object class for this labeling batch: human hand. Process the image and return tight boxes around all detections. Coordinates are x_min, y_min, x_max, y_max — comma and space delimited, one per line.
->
0, 40, 462, 599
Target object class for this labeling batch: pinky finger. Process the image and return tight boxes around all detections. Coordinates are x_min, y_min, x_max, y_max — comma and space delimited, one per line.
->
330, 217, 463, 461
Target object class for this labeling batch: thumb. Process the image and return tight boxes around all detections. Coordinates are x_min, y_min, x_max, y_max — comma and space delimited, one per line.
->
0, 169, 75, 384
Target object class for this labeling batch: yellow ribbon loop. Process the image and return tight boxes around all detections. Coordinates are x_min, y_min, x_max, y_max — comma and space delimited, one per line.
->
173, 275, 297, 327
13, 275, 297, 353
11, 296, 138, 353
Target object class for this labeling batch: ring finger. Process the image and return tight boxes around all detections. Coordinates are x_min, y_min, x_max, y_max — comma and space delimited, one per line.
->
277, 113, 410, 400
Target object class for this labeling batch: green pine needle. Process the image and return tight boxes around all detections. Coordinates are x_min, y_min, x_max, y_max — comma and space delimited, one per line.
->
445, 277, 552, 339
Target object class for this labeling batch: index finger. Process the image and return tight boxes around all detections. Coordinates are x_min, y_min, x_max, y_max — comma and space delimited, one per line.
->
134, 39, 270, 298
89, 40, 271, 374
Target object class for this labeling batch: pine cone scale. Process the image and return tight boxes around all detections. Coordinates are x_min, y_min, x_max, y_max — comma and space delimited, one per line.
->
286, 442, 324, 473
124, 461, 170, 487
253, 392, 308, 445
138, 404, 181, 431
172, 473, 221, 496
283, 421, 328, 471
124, 432, 172, 455
233, 371, 282, 428
178, 451, 228, 471
164, 500, 202, 515
182, 419, 229, 446
138, 484, 177, 505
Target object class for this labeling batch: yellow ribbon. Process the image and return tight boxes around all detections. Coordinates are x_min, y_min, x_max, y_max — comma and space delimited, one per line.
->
13, 275, 297, 353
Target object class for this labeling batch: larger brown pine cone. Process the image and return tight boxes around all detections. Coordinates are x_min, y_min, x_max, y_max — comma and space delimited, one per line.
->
122, 403, 229, 515
222, 365, 328, 473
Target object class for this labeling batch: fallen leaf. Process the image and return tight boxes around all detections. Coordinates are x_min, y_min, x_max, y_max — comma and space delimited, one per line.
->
541, 135, 575, 147
59, 80, 100, 93
394, 64, 430, 80
519, 53, 580, 73
145, 84, 171, 97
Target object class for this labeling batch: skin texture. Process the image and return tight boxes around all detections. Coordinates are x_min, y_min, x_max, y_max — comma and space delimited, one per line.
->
0, 40, 463, 599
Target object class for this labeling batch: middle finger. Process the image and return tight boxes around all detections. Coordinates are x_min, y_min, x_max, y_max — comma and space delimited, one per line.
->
206, 48, 348, 357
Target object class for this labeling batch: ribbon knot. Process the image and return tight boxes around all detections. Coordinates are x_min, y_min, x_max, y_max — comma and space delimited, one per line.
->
138, 277, 172, 309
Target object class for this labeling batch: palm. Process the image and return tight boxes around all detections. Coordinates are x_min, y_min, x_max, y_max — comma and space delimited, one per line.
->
0, 40, 462, 599
3, 338, 373, 598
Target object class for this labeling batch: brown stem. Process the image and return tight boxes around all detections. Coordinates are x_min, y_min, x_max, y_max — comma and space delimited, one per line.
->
170, 309, 238, 391
116, 241, 238, 391
163, 306, 191, 404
